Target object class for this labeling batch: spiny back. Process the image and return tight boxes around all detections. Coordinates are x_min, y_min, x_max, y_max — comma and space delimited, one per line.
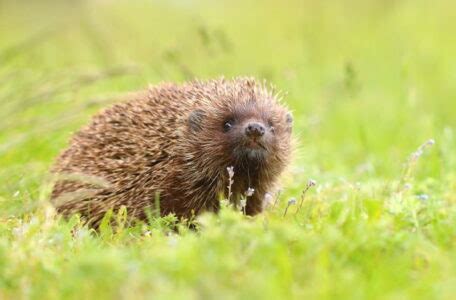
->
51, 77, 293, 226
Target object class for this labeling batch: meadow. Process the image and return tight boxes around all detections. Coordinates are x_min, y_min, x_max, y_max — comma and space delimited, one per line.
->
0, 0, 455, 299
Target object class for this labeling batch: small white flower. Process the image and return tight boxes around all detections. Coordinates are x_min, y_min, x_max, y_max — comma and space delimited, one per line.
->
264, 192, 273, 204
245, 187, 255, 197
288, 198, 297, 205
308, 179, 317, 187
283, 197, 297, 217
413, 150, 423, 158
416, 194, 429, 201
227, 166, 234, 178
263, 192, 274, 209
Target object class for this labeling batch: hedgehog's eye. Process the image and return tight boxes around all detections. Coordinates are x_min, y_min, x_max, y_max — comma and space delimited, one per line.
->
223, 119, 234, 132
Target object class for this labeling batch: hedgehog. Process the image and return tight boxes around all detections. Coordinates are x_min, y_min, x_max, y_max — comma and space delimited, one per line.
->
51, 77, 293, 226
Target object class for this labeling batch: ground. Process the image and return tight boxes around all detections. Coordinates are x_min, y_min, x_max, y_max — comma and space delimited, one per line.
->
0, 0, 455, 299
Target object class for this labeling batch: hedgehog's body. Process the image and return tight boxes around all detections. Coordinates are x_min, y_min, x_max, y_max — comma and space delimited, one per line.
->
51, 78, 292, 226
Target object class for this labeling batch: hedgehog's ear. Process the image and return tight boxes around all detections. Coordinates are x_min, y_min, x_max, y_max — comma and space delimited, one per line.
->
188, 109, 205, 132
285, 112, 293, 132
286, 112, 293, 124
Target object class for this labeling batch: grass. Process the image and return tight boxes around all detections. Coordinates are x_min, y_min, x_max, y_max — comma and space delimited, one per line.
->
1, 0, 456, 299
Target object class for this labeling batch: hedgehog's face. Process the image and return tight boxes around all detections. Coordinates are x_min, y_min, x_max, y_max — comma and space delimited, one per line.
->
221, 101, 292, 165
187, 97, 293, 170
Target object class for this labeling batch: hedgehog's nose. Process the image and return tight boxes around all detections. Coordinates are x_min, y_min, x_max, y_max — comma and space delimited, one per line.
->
245, 122, 265, 138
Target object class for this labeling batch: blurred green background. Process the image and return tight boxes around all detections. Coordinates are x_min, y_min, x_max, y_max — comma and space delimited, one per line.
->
1, 0, 455, 299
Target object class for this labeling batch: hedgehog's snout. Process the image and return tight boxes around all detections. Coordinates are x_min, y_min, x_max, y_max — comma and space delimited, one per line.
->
244, 122, 265, 139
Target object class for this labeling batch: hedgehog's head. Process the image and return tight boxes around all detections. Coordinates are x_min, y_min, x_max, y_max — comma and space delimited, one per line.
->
184, 78, 292, 179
